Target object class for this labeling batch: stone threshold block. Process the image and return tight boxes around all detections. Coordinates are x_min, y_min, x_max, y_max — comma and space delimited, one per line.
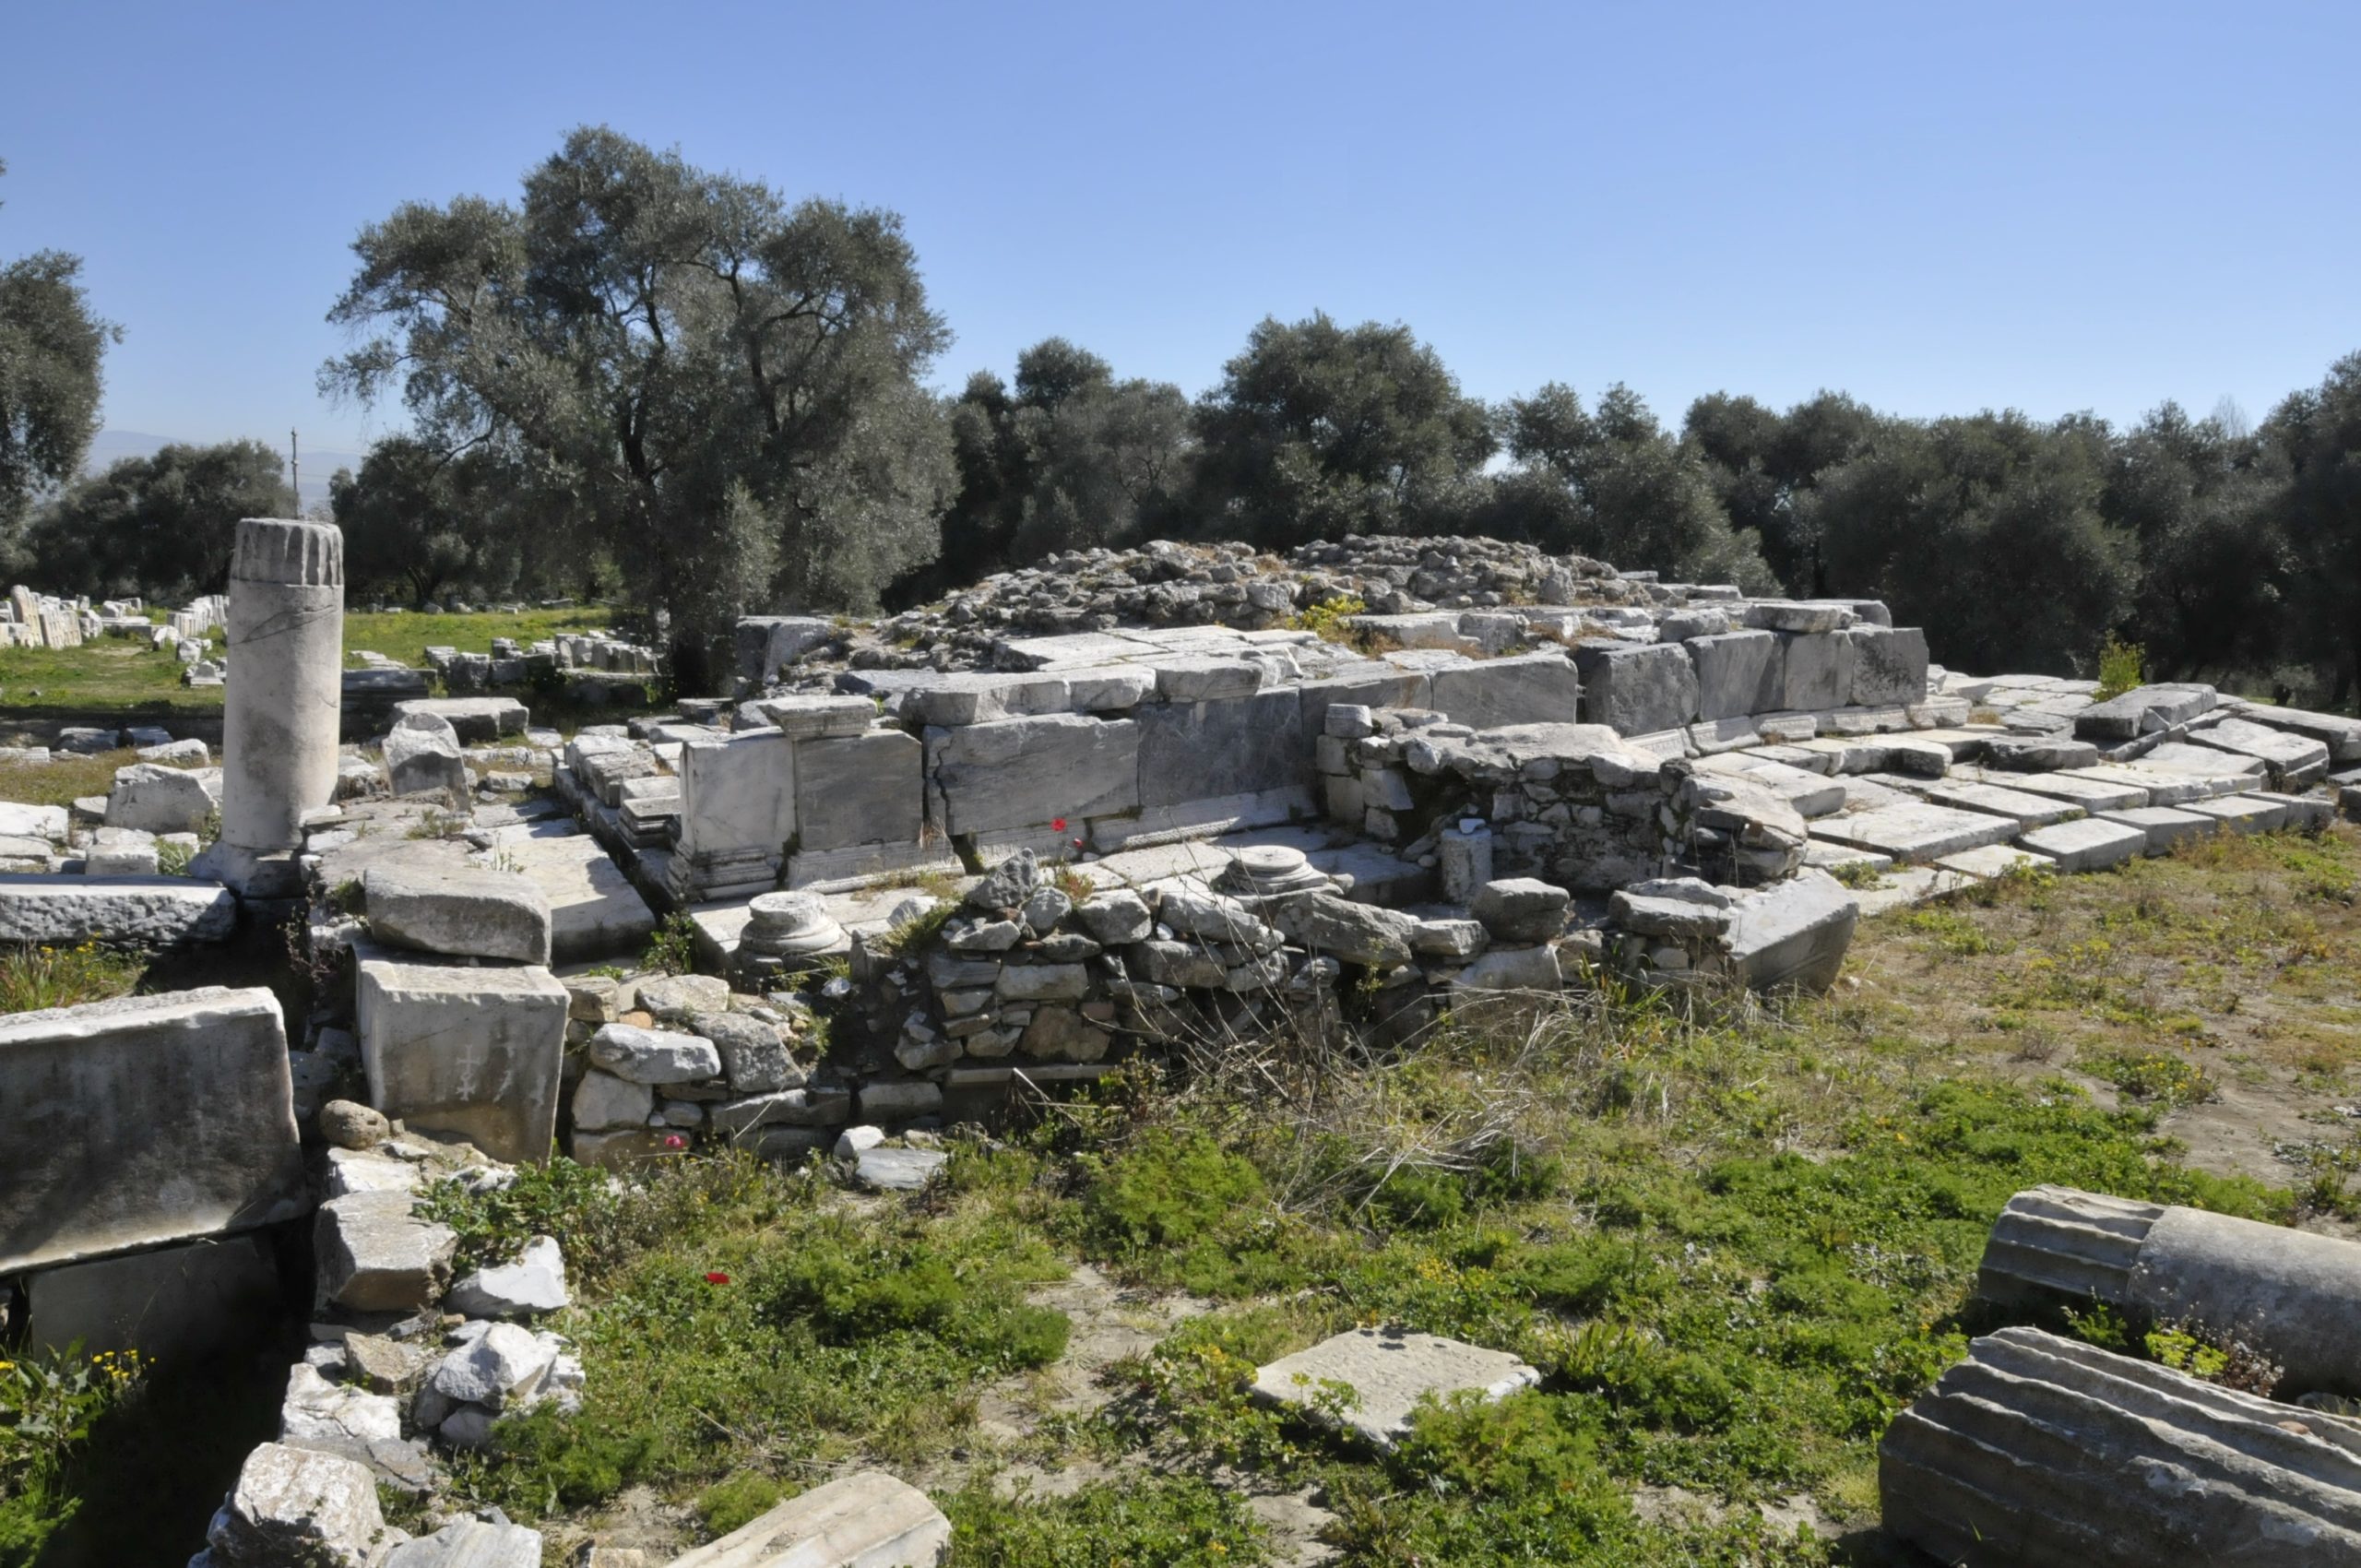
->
662, 1470, 952, 1567
0, 873, 237, 946
358, 956, 569, 1164
1879, 1326, 2361, 1568
2094, 805, 2218, 855
1252, 1327, 1542, 1449
2015, 816, 2148, 873
1808, 802, 2018, 863
364, 862, 553, 965
1, 986, 303, 1273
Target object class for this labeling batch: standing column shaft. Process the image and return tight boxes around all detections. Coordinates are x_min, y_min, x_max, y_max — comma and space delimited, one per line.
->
219, 517, 344, 873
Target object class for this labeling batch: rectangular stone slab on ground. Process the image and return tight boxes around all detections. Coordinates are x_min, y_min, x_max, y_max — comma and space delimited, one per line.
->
2184, 715, 2331, 787
2057, 763, 2248, 806
1251, 1326, 1542, 1449
1934, 843, 2055, 879
0, 874, 237, 946
2177, 794, 2289, 834
2094, 805, 2218, 854
1916, 780, 2087, 829
357, 956, 569, 1164
662, 1470, 950, 1567
0, 986, 303, 1273
2015, 816, 2150, 872
1808, 802, 2020, 862
363, 862, 553, 965
1954, 767, 2147, 812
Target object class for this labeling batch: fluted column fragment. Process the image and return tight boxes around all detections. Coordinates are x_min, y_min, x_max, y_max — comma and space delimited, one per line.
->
1880, 1327, 2361, 1567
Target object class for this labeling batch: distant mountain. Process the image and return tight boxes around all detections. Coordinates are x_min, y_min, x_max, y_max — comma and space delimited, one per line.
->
83, 430, 368, 513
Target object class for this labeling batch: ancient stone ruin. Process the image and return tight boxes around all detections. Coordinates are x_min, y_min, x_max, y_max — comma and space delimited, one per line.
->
5, 524, 2361, 1562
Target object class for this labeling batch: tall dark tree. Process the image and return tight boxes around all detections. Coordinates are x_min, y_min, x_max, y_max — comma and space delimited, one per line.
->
2264, 351, 2361, 706
1806, 411, 2131, 675
1685, 389, 1876, 594
2103, 402, 2283, 682
0, 159, 120, 553
1189, 313, 1494, 546
328, 436, 576, 607
321, 126, 955, 686
20, 440, 292, 600
1490, 382, 1775, 589
919, 338, 1191, 593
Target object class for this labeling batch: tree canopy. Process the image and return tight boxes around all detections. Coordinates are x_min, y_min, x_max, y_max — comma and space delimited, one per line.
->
1188, 313, 1495, 546
321, 125, 955, 684
19, 439, 292, 601
0, 159, 119, 552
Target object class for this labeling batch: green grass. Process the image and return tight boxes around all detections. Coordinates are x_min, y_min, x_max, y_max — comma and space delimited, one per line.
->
0, 606, 617, 720
0, 944, 147, 1015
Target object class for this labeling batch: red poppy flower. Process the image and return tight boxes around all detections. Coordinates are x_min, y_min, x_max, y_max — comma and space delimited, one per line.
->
662, 1134, 687, 1150
705, 1271, 731, 1285
1072, 838, 1085, 850
1050, 817, 1068, 833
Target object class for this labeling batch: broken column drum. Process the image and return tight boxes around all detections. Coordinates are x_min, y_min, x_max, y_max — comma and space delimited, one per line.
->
1978, 1184, 2361, 1396
217, 517, 344, 894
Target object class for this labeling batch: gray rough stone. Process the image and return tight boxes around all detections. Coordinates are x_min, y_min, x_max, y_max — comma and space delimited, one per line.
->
1470, 877, 1571, 943
1720, 869, 1857, 993
363, 863, 552, 965
2072, 681, 2218, 741
856, 1146, 951, 1191
1573, 642, 1697, 735
1252, 1327, 1541, 1448
694, 1011, 795, 1094
381, 1519, 545, 1568
1776, 632, 1848, 711
445, 1235, 570, 1319
429, 1322, 557, 1410
384, 712, 469, 800
587, 1023, 721, 1084
1842, 624, 1928, 705
204, 1443, 401, 1568
2016, 816, 2147, 873
635, 972, 730, 1022
1075, 889, 1154, 944
571, 1070, 653, 1131
1272, 893, 1418, 966
105, 761, 219, 834
315, 1190, 457, 1313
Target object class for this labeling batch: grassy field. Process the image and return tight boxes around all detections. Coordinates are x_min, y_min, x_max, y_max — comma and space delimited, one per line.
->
272, 825, 2355, 1566
0, 607, 616, 724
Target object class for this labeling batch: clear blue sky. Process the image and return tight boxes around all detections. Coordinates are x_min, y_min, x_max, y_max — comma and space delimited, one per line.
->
6, 0, 2357, 459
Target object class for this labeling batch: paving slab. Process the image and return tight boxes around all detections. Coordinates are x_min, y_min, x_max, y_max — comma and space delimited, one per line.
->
1917, 780, 2085, 829
1809, 802, 2019, 862
1850, 865, 1981, 915
1935, 844, 2056, 879
1252, 1327, 1541, 1448
2179, 794, 2288, 835
1954, 767, 2148, 812
664, 1470, 950, 1568
2229, 703, 2361, 764
2015, 816, 2149, 873
2058, 763, 2247, 807
2184, 715, 2331, 787
2095, 806, 2219, 855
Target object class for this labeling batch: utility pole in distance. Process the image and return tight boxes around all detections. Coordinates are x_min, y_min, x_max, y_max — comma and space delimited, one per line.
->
290, 430, 302, 516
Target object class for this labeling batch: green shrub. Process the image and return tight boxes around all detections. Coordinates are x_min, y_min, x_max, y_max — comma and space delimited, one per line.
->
2094, 634, 2145, 700
943, 1474, 1270, 1567
1082, 1128, 1265, 1250
762, 1235, 1069, 1372
0, 1347, 148, 1562
469, 1403, 657, 1514
695, 1471, 783, 1536
0, 943, 144, 1016
642, 910, 700, 975
1394, 1390, 1619, 1503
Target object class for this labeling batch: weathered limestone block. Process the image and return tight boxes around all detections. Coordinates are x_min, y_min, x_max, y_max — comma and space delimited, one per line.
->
677, 730, 794, 861
503, 833, 658, 965
2189, 714, 2332, 788
391, 696, 528, 743
1809, 802, 2017, 862
203, 1442, 403, 1568
1471, 877, 1570, 943
756, 694, 877, 741
2016, 815, 2148, 872
0, 987, 302, 1273
1573, 641, 1697, 735
1134, 687, 1308, 810
2235, 703, 2361, 764
358, 957, 569, 1164
1688, 630, 1783, 721
930, 714, 1140, 835
737, 614, 836, 684
314, 1190, 457, 1313
106, 760, 219, 834
446, 1234, 570, 1320
1841, 624, 1928, 706
1251, 1327, 1541, 1449
385, 712, 469, 801
1273, 892, 1418, 966
1744, 600, 1857, 634
1720, 869, 1857, 992
2072, 682, 2217, 741
1154, 656, 1264, 702
1775, 631, 1848, 711
382, 1519, 545, 1567
1878, 1326, 2361, 1568
790, 728, 926, 852
1979, 1184, 2361, 1396
1297, 665, 1433, 739
364, 863, 553, 965
662, 1470, 951, 1568
587, 1022, 721, 1083
2094, 804, 2218, 854
0, 874, 235, 946
1430, 650, 1583, 730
